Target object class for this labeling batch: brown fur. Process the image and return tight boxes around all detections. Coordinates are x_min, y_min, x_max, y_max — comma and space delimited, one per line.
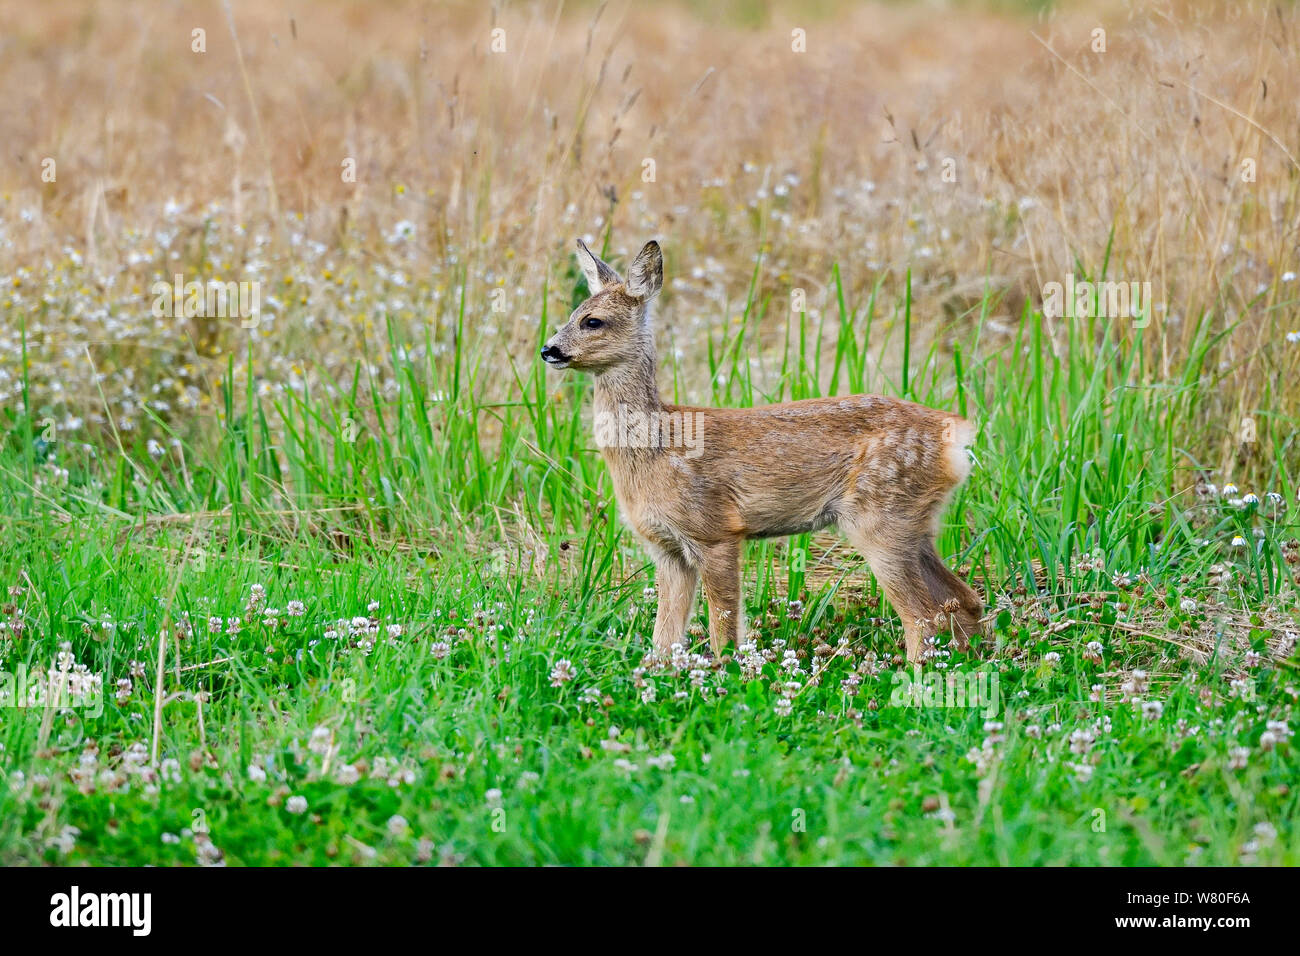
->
543, 239, 982, 663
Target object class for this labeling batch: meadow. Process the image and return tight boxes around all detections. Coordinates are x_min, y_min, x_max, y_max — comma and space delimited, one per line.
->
0, 0, 1297, 865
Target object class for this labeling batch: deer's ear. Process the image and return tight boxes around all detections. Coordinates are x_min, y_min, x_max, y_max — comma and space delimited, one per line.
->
625, 240, 663, 301
575, 238, 620, 294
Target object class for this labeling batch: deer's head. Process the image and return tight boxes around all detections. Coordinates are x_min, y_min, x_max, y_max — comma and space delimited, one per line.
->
541, 239, 663, 374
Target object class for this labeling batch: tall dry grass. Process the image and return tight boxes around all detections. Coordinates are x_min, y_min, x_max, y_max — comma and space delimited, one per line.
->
0, 0, 1297, 486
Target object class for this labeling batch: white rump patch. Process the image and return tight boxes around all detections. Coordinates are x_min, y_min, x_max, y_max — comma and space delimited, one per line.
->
942, 416, 976, 483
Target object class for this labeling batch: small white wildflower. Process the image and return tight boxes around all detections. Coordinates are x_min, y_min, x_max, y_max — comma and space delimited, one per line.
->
549, 659, 576, 687
308, 725, 333, 756
387, 219, 417, 244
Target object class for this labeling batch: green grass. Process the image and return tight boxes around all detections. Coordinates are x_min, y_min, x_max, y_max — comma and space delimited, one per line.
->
1, 261, 1298, 866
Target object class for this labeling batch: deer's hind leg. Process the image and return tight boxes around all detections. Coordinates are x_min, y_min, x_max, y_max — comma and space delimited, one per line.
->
916, 540, 983, 651
842, 513, 982, 664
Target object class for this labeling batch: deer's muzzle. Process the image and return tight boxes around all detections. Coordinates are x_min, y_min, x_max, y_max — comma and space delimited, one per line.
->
540, 344, 571, 367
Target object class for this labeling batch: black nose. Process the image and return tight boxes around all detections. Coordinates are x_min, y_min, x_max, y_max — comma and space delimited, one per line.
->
541, 345, 569, 364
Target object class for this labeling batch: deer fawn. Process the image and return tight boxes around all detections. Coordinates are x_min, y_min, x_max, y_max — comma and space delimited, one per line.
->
542, 238, 983, 664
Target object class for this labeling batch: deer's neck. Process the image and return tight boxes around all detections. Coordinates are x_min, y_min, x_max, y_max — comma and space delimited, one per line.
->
593, 351, 662, 421
592, 351, 664, 466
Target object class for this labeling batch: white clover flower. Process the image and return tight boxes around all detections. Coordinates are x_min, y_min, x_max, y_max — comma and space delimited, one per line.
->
46, 825, 81, 855
1266, 720, 1292, 741
549, 658, 576, 687
1069, 728, 1095, 755
286, 795, 308, 814
308, 725, 332, 755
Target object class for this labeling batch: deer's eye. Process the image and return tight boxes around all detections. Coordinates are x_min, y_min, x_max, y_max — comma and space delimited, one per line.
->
583, 317, 604, 330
